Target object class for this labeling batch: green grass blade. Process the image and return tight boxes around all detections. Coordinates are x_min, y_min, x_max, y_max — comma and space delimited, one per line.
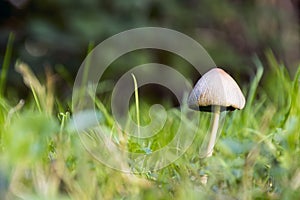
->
82, 41, 94, 86
0, 33, 14, 97
131, 73, 140, 137
93, 95, 114, 127
246, 56, 264, 111
30, 84, 42, 113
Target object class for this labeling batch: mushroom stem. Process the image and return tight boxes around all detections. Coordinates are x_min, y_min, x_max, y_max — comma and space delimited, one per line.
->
206, 105, 220, 157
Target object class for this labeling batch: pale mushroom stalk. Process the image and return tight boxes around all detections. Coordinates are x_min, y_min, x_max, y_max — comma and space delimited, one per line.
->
206, 105, 220, 157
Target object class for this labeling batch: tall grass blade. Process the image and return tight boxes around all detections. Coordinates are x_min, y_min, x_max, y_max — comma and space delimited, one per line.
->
246, 56, 264, 112
131, 73, 140, 138
0, 33, 14, 97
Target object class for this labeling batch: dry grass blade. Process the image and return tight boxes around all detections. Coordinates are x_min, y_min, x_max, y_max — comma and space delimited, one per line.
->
15, 62, 55, 114
45, 66, 56, 114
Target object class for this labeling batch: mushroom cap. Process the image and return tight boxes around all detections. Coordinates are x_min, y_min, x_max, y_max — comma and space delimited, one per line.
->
188, 68, 246, 112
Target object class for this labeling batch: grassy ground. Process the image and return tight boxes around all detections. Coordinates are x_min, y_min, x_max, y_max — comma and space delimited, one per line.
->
0, 50, 300, 200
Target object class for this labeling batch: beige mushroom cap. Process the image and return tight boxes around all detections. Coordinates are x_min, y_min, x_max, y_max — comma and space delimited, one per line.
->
188, 68, 246, 111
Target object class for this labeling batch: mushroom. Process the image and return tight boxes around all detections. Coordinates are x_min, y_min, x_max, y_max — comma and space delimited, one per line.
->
188, 68, 245, 157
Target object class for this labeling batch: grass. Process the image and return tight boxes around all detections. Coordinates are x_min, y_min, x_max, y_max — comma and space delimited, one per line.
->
0, 49, 300, 199
0, 33, 14, 97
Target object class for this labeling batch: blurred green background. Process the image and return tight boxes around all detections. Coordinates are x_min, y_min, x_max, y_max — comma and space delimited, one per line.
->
0, 0, 299, 100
